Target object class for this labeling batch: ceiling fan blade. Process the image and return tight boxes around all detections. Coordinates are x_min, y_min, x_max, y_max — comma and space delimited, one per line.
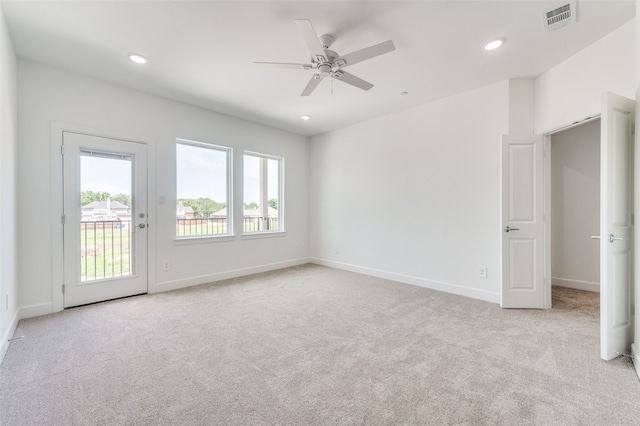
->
334, 40, 395, 68
332, 70, 374, 91
301, 74, 323, 96
295, 19, 328, 62
254, 61, 313, 70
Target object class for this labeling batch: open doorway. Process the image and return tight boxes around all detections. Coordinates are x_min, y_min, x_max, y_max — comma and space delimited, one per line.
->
549, 119, 601, 300
503, 93, 635, 360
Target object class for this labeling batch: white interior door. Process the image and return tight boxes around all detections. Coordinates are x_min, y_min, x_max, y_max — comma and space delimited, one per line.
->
600, 93, 635, 360
501, 134, 546, 308
63, 132, 148, 308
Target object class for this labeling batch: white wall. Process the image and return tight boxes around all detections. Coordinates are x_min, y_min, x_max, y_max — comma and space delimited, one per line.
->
309, 81, 509, 302
0, 4, 18, 360
550, 119, 600, 292
536, 19, 636, 133
17, 59, 309, 317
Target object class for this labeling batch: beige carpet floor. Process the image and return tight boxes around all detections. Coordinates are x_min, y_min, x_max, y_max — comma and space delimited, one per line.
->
1, 264, 639, 425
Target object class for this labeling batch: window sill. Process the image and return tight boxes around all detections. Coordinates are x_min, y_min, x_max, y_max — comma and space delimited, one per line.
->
242, 231, 286, 240
174, 235, 235, 245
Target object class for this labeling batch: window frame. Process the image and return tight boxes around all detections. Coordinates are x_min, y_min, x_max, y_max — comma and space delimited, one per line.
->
175, 138, 233, 241
243, 150, 284, 235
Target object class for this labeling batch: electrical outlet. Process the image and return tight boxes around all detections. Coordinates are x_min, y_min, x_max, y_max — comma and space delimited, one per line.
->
163, 261, 170, 271
478, 266, 488, 279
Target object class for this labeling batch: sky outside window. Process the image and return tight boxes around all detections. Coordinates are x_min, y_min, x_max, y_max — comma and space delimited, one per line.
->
81, 155, 131, 196
176, 143, 227, 202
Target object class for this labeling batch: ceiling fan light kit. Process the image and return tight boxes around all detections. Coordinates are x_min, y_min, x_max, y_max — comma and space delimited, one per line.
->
256, 19, 395, 96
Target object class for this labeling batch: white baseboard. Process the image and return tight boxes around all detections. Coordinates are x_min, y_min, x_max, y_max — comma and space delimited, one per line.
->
632, 343, 640, 382
18, 302, 55, 320
0, 311, 20, 364
309, 257, 500, 304
552, 277, 600, 293
153, 257, 310, 293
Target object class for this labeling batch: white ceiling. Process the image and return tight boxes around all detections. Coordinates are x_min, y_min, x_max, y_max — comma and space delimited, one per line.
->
2, 0, 635, 137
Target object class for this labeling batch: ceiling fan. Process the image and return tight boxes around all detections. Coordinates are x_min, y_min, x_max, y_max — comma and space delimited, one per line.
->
255, 19, 396, 96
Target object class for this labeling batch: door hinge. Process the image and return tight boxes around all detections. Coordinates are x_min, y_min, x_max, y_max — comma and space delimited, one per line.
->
61, 215, 65, 225
60, 145, 65, 156
62, 284, 65, 294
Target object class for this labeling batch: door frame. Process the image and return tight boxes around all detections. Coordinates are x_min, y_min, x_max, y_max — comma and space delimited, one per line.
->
542, 115, 602, 309
50, 122, 156, 312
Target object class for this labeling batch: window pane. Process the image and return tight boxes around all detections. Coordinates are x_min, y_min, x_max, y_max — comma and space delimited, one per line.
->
80, 152, 133, 281
267, 158, 280, 231
243, 154, 261, 232
243, 153, 282, 233
176, 141, 229, 237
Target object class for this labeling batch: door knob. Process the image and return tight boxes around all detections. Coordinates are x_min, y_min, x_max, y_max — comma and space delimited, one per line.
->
138, 223, 146, 229
608, 234, 629, 243
504, 226, 520, 233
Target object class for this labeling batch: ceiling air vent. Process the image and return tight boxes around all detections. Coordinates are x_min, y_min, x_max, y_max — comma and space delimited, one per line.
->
542, 1, 577, 32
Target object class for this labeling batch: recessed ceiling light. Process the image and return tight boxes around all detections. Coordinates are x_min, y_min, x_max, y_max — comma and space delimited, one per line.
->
483, 38, 506, 51
129, 53, 148, 64
301, 115, 311, 120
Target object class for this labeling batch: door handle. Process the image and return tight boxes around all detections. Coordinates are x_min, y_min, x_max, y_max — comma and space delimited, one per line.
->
608, 234, 629, 243
138, 223, 146, 229
504, 226, 520, 233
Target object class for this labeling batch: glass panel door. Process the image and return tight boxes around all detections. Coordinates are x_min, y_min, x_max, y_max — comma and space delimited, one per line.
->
63, 132, 148, 308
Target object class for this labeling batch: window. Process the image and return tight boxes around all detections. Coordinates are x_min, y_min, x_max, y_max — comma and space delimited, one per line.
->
176, 140, 231, 237
243, 152, 282, 233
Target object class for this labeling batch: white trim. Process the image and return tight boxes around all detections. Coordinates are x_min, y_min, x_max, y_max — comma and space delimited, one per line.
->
242, 231, 286, 240
51, 123, 65, 313
152, 258, 309, 293
544, 115, 601, 136
544, 135, 552, 309
310, 258, 500, 304
50, 121, 155, 314
174, 235, 236, 245
552, 278, 600, 293
0, 311, 19, 364
17, 302, 54, 319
